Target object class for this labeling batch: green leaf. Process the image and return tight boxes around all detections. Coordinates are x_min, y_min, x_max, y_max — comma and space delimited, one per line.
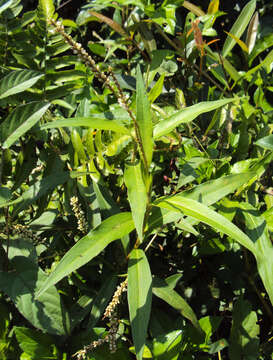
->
0, 239, 67, 335
222, 0, 256, 57
181, 172, 255, 206
148, 73, 165, 104
0, 70, 44, 99
124, 161, 148, 242
38, 0, 54, 21
151, 330, 182, 359
147, 207, 186, 235
147, 172, 254, 237
136, 65, 153, 167
239, 203, 273, 306
152, 277, 201, 332
37, 212, 134, 297
14, 327, 56, 359
41, 117, 130, 134
229, 297, 259, 360
224, 31, 249, 53
153, 196, 255, 253
165, 274, 182, 290
199, 316, 222, 343
153, 98, 238, 139
0, 187, 12, 207
71, 129, 86, 164
0, 101, 50, 149
6, 172, 70, 216
255, 134, 273, 151
249, 33, 273, 65
0, 0, 14, 15
128, 249, 152, 360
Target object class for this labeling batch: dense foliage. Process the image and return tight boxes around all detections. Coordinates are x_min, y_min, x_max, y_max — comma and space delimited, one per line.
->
0, 0, 272, 359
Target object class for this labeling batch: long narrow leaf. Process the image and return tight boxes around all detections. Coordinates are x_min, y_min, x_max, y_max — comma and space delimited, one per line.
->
0, 70, 44, 99
222, 0, 256, 57
0, 101, 50, 149
153, 98, 238, 139
128, 249, 152, 360
147, 172, 254, 235
181, 172, 255, 205
124, 161, 148, 242
153, 196, 255, 253
37, 212, 134, 297
41, 117, 130, 134
136, 65, 153, 167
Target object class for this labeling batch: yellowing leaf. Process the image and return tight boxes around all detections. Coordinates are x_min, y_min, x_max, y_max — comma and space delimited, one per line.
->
224, 31, 249, 53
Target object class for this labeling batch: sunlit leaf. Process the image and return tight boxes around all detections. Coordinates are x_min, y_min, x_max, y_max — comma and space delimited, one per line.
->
0, 70, 44, 99
128, 249, 152, 360
124, 161, 148, 242
153, 98, 239, 139
37, 213, 134, 297
41, 117, 130, 134
224, 31, 249, 53
153, 196, 255, 253
255, 134, 273, 151
136, 65, 153, 167
222, 0, 256, 57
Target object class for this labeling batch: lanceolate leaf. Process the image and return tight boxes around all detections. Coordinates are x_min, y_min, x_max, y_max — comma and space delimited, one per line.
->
153, 277, 202, 332
147, 172, 254, 234
136, 65, 153, 167
181, 172, 255, 206
153, 196, 255, 253
37, 213, 134, 298
222, 0, 256, 58
153, 98, 238, 139
0, 101, 50, 149
0, 70, 44, 99
41, 117, 130, 134
124, 161, 148, 242
128, 249, 152, 360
